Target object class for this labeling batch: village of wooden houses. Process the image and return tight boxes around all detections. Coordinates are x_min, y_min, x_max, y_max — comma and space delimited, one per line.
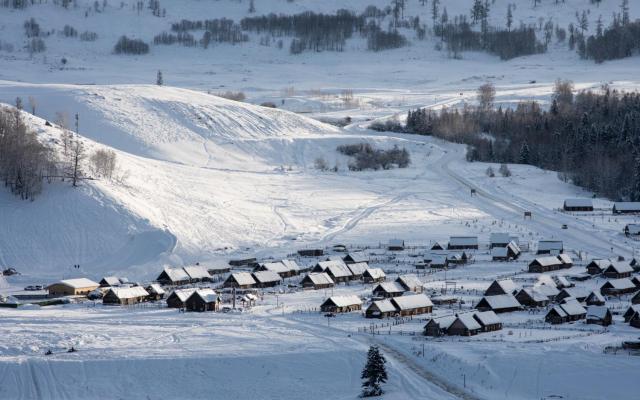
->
4, 198, 640, 363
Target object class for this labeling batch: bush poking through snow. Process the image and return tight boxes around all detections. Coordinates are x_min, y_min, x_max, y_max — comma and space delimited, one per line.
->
486, 166, 495, 177
337, 143, 410, 171
499, 163, 511, 177
216, 91, 246, 102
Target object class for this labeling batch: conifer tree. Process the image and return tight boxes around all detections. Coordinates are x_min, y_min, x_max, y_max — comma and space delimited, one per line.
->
361, 346, 387, 397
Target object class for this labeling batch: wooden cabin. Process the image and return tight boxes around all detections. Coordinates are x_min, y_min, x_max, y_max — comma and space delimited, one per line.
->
102, 286, 149, 305
585, 291, 606, 306
448, 313, 482, 336
362, 268, 386, 283
166, 288, 197, 308
600, 278, 637, 296
586, 259, 612, 275
185, 289, 219, 312
536, 240, 563, 255
475, 294, 521, 313
347, 262, 368, 280
563, 198, 593, 212
223, 272, 256, 289
515, 288, 550, 308
183, 265, 212, 283
602, 262, 633, 279
387, 239, 405, 251
313, 260, 353, 283
430, 242, 446, 251
528, 256, 564, 273
156, 267, 190, 286
473, 311, 502, 332
545, 306, 569, 325
145, 284, 166, 301
343, 252, 369, 265
320, 295, 362, 313
300, 273, 334, 290
297, 249, 324, 257
424, 318, 451, 337
556, 287, 589, 302
558, 299, 587, 322
372, 282, 405, 298
390, 294, 433, 316
485, 279, 519, 296
632, 291, 640, 305
47, 278, 100, 297
365, 299, 397, 319
623, 305, 640, 322
448, 236, 478, 250
613, 202, 640, 214
586, 306, 612, 326
395, 275, 423, 293
228, 257, 257, 267
251, 271, 282, 288
489, 233, 511, 248
99, 276, 123, 287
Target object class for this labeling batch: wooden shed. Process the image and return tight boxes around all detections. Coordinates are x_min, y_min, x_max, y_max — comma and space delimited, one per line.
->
395, 275, 423, 293
473, 311, 502, 332
365, 299, 397, 319
183, 265, 212, 283
223, 272, 256, 289
156, 267, 190, 286
586, 259, 612, 275
528, 256, 564, 273
320, 295, 362, 313
475, 294, 521, 313
515, 288, 550, 308
185, 289, 220, 312
485, 279, 519, 296
102, 286, 149, 305
362, 268, 386, 283
390, 294, 433, 316
300, 273, 334, 290
145, 283, 166, 301
251, 271, 282, 288
563, 198, 594, 212
372, 282, 405, 298
347, 262, 368, 280
585, 291, 605, 306
448, 313, 482, 336
586, 306, 612, 326
166, 288, 197, 308
602, 262, 633, 279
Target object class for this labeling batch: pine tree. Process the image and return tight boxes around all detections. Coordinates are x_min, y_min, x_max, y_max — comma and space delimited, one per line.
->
631, 155, 640, 201
361, 346, 387, 397
156, 70, 163, 86
506, 4, 513, 31
518, 142, 530, 164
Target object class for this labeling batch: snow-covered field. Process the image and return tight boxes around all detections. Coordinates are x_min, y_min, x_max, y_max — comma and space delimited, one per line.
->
1, 0, 640, 399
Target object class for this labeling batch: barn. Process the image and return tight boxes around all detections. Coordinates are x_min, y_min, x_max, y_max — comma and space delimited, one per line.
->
602, 262, 633, 279
563, 198, 594, 212
372, 282, 405, 298
223, 272, 256, 289
485, 279, 519, 296
600, 278, 637, 296
145, 283, 166, 301
365, 299, 397, 319
528, 256, 564, 273
395, 275, 423, 293
536, 240, 563, 255
387, 239, 405, 251
390, 294, 433, 316
300, 273, 334, 290
156, 267, 190, 286
473, 311, 502, 332
613, 202, 640, 214
102, 286, 149, 305
320, 295, 362, 313
185, 289, 219, 312
362, 268, 386, 283
447, 313, 482, 336
166, 288, 197, 308
47, 278, 100, 297
251, 271, 282, 288
347, 262, 368, 280
515, 288, 550, 308
448, 236, 478, 250
585, 291, 606, 306
586, 306, 612, 326
475, 294, 521, 313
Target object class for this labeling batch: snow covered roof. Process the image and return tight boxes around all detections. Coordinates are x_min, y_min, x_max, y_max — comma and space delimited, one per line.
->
396, 275, 423, 291
531, 256, 563, 267
586, 306, 610, 320
449, 236, 478, 246
427, 315, 456, 329
364, 268, 385, 280
519, 288, 548, 302
183, 265, 211, 280
553, 275, 571, 287
431, 242, 446, 250
170, 288, 197, 302
325, 263, 353, 278
455, 313, 481, 330
588, 259, 612, 270
564, 198, 593, 208
230, 272, 257, 286
107, 286, 149, 299
605, 262, 633, 274
374, 282, 405, 294
370, 299, 397, 313
626, 224, 640, 235
614, 202, 640, 211
533, 283, 560, 297
491, 247, 508, 257
316, 259, 347, 271
147, 283, 165, 295
538, 240, 563, 251
557, 254, 572, 265
324, 295, 362, 308
54, 278, 100, 289
428, 254, 447, 265
490, 233, 511, 244
101, 276, 121, 286
344, 252, 369, 263
304, 272, 334, 285
388, 239, 405, 247
559, 299, 586, 316
560, 287, 589, 299
161, 267, 190, 282
192, 288, 218, 303
493, 279, 519, 294
550, 305, 568, 318
473, 310, 500, 326
602, 278, 636, 290
391, 294, 433, 310
479, 294, 520, 310
252, 270, 282, 284
281, 259, 300, 272
347, 262, 368, 276
259, 261, 289, 274
587, 291, 605, 303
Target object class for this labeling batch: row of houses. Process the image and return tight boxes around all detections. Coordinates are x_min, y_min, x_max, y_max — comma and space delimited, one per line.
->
372, 275, 424, 298
424, 311, 502, 337
586, 259, 634, 279
528, 254, 573, 273
365, 294, 434, 318
156, 265, 214, 286
563, 199, 640, 214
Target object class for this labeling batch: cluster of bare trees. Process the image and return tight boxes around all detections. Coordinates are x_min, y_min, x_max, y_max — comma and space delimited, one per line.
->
337, 143, 410, 171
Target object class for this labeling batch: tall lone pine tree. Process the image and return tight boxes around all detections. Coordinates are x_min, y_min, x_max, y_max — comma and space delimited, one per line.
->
361, 346, 387, 397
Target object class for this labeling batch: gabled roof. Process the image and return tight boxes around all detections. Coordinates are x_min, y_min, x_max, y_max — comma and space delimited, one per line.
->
259, 261, 289, 274
252, 270, 282, 284
146, 283, 165, 295
478, 294, 520, 310
396, 275, 423, 291
559, 287, 589, 299
107, 286, 149, 300
586, 291, 605, 303
426, 315, 456, 330
347, 262, 368, 276
364, 268, 385, 280
303, 272, 334, 285
344, 252, 369, 263
388, 239, 405, 247
559, 299, 586, 316
431, 242, 446, 250
101, 276, 121, 286
183, 265, 211, 280
454, 313, 482, 330
323, 295, 362, 308
602, 278, 636, 290
604, 262, 633, 274
391, 294, 433, 310
492, 279, 519, 294
369, 299, 397, 313
553, 275, 571, 287
325, 263, 353, 278
52, 278, 100, 289
557, 254, 572, 265
564, 198, 593, 208
587, 259, 613, 270
586, 305, 610, 320
316, 259, 347, 271
169, 288, 197, 302
160, 267, 190, 282
229, 272, 256, 286
473, 310, 500, 326
192, 288, 218, 303
281, 259, 300, 272
530, 256, 562, 267
614, 202, 640, 211
533, 283, 560, 297
449, 236, 478, 246
549, 305, 568, 318
374, 282, 405, 294
518, 288, 548, 303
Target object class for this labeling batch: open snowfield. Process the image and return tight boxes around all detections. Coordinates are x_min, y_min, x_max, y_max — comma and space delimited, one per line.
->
2, 0, 640, 399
